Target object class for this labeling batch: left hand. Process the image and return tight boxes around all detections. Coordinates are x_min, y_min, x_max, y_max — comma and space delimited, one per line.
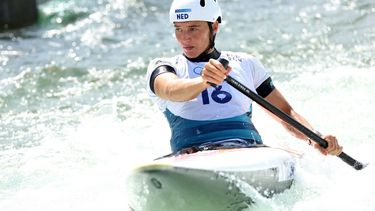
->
313, 134, 343, 156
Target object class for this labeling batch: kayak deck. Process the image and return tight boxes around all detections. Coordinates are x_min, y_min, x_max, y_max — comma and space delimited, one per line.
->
127, 147, 295, 211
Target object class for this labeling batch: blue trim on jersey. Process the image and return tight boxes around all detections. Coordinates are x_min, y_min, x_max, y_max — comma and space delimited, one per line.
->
164, 109, 263, 152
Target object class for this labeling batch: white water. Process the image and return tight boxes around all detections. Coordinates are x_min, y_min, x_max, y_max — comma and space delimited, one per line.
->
250, 66, 375, 210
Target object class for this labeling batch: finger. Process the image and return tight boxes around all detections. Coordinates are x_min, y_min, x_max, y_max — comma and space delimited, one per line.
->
203, 64, 227, 84
202, 68, 226, 84
325, 136, 343, 156
209, 59, 229, 73
327, 137, 335, 152
225, 66, 232, 75
330, 136, 339, 153
205, 62, 225, 76
332, 138, 339, 152
314, 144, 328, 156
324, 135, 336, 152
331, 144, 343, 156
337, 146, 343, 156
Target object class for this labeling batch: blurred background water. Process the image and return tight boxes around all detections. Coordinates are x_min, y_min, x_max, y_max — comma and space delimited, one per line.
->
0, 0, 374, 210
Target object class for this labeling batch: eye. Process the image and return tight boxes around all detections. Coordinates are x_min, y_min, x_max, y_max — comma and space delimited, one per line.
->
189, 27, 199, 32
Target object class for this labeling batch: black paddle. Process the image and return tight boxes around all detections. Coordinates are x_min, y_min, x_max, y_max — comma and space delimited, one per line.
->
218, 58, 366, 170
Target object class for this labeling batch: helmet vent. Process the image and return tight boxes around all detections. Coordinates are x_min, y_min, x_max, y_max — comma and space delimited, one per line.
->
200, 0, 205, 7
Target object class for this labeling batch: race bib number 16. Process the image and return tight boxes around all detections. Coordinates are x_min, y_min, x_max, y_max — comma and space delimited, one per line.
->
201, 85, 232, 105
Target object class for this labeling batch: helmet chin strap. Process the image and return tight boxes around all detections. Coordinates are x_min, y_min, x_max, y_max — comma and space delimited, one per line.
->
207, 22, 216, 51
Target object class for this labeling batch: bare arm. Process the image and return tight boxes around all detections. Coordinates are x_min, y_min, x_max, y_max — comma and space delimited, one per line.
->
154, 72, 210, 102
153, 59, 230, 102
264, 88, 313, 140
264, 88, 342, 155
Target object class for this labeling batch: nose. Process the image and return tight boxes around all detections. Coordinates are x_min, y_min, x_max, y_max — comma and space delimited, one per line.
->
181, 30, 191, 41
177, 28, 192, 42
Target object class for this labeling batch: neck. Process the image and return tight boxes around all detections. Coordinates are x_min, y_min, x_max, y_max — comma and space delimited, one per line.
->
184, 48, 221, 63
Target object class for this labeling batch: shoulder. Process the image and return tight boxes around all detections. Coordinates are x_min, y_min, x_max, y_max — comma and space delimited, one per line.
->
148, 55, 185, 70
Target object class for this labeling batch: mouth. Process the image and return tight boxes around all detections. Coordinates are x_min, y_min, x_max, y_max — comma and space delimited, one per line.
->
183, 46, 194, 51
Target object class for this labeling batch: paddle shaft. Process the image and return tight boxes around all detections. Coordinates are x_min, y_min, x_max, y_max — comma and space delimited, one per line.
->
218, 58, 365, 170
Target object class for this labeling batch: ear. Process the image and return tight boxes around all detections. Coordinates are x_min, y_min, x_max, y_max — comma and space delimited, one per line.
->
212, 21, 219, 33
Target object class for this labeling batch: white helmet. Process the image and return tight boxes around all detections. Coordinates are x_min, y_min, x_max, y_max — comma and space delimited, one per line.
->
169, 0, 222, 23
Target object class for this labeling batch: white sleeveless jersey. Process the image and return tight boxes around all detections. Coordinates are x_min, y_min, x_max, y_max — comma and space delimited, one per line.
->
146, 51, 270, 121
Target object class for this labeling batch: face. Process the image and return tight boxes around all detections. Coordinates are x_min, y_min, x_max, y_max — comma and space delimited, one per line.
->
174, 21, 218, 59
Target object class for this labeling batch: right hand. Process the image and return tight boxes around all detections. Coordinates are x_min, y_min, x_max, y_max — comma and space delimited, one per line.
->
201, 59, 231, 85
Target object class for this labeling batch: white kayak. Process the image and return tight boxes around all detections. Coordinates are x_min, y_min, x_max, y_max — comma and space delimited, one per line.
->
126, 146, 296, 211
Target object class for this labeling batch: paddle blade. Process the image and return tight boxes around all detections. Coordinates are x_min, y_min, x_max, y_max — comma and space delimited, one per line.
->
338, 152, 368, 170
